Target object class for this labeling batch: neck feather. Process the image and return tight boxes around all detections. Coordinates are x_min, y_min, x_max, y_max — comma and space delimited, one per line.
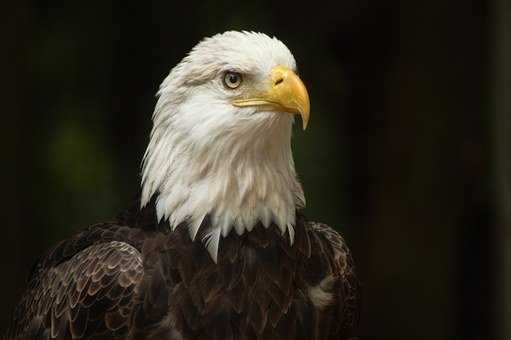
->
141, 102, 305, 261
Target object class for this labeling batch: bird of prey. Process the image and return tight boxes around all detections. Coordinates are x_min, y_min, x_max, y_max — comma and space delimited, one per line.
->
7, 31, 359, 340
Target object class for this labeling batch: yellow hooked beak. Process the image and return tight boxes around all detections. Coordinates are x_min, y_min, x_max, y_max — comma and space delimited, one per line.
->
232, 65, 311, 130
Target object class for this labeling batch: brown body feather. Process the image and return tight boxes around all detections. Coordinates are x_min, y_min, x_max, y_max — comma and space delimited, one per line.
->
7, 200, 359, 340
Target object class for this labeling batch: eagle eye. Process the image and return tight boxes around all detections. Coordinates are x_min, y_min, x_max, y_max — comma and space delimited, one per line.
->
223, 72, 242, 89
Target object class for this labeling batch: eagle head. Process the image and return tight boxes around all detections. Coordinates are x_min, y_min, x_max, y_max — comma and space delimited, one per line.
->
141, 31, 310, 261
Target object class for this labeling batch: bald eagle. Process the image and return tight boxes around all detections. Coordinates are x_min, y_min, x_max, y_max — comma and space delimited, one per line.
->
7, 31, 359, 340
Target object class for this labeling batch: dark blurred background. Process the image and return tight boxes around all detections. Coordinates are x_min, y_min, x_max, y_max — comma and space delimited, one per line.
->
3, 0, 510, 339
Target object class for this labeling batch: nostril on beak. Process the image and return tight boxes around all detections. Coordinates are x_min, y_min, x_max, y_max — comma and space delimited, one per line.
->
274, 78, 284, 86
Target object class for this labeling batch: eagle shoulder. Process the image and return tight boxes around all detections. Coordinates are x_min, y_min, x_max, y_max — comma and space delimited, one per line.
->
8, 230, 145, 340
304, 221, 360, 339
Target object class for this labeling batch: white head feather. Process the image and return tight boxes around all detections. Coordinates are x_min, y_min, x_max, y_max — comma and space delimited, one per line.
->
141, 31, 306, 261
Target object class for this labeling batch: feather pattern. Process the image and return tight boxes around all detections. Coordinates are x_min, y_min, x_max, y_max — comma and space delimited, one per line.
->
7, 200, 359, 340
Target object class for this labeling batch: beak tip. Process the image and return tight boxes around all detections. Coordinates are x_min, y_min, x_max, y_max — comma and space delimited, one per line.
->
300, 108, 310, 131
301, 116, 309, 130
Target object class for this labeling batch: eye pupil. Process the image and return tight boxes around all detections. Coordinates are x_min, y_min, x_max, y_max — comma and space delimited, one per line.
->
224, 72, 242, 89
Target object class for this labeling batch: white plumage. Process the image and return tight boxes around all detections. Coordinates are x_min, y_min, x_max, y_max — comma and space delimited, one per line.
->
141, 31, 306, 261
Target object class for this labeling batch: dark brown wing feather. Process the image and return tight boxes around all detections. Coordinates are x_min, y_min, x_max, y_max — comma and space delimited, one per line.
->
8, 241, 144, 340
127, 215, 359, 340
306, 221, 360, 339
7, 201, 359, 340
